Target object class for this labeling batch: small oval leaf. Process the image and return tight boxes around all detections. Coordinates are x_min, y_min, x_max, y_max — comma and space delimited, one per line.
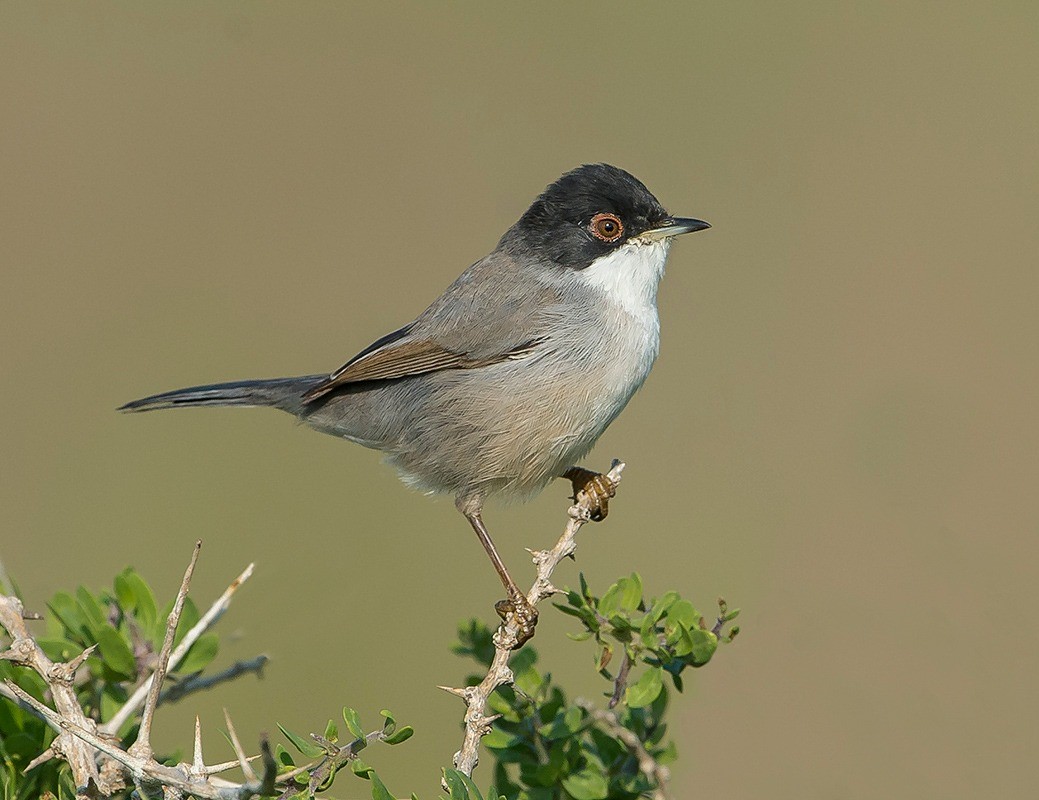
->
626, 666, 664, 708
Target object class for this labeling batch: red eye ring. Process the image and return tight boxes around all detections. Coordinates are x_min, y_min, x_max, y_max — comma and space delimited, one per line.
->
589, 212, 624, 243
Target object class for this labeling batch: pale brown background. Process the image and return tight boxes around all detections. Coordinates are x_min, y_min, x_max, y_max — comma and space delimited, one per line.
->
2, 3, 1036, 798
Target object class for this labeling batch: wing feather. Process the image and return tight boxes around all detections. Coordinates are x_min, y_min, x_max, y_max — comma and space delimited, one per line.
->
301, 333, 541, 402
302, 250, 554, 404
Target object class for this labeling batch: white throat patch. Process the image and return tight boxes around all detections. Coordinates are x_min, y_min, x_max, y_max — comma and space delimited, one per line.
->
578, 238, 671, 324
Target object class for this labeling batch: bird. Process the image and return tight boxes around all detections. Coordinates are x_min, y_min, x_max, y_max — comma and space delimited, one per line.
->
121, 163, 710, 645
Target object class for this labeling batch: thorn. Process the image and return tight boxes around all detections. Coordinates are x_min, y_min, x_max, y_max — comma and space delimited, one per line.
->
203, 756, 258, 775
437, 685, 470, 701
66, 644, 98, 673
223, 707, 258, 782
131, 541, 201, 759
192, 716, 204, 773
24, 746, 55, 773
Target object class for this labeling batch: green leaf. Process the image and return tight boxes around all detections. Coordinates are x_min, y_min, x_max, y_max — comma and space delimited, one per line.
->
47, 593, 86, 640
558, 591, 586, 614
36, 638, 79, 663
370, 773, 394, 800
597, 580, 622, 617
383, 725, 413, 745
324, 719, 339, 743
75, 587, 106, 636
58, 771, 78, 800
122, 572, 158, 632
671, 622, 695, 657
176, 633, 218, 674
649, 591, 679, 622
485, 690, 521, 722
351, 758, 375, 779
518, 788, 554, 800
561, 768, 609, 800
689, 629, 718, 665
639, 612, 658, 645
656, 739, 678, 766
155, 597, 200, 648
276, 723, 323, 758
667, 599, 698, 630
113, 572, 135, 612
626, 667, 664, 708
482, 728, 522, 749
343, 706, 365, 740
619, 573, 642, 611
379, 708, 396, 735
95, 626, 136, 680
564, 704, 583, 733
510, 648, 542, 695
458, 771, 487, 800
275, 744, 295, 768
99, 684, 127, 725
444, 768, 466, 799
176, 598, 200, 642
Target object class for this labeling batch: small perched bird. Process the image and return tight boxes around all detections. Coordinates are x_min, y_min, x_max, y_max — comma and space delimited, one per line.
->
122, 164, 710, 644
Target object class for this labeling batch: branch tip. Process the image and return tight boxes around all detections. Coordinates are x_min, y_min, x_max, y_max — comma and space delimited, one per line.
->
223, 707, 258, 783
131, 541, 202, 758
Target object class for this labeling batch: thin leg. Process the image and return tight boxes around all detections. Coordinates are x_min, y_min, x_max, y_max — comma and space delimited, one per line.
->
465, 509, 525, 600
562, 466, 617, 521
457, 496, 538, 647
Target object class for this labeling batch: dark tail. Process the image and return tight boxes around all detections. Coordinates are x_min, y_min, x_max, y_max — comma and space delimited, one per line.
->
118, 375, 325, 415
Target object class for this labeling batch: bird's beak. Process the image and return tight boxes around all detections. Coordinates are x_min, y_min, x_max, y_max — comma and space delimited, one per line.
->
641, 217, 711, 242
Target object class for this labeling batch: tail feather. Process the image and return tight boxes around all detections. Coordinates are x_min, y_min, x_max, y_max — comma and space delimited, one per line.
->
119, 376, 325, 415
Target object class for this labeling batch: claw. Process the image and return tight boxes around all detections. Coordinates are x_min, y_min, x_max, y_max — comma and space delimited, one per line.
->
494, 592, 539, 648
564, 467, 617, 522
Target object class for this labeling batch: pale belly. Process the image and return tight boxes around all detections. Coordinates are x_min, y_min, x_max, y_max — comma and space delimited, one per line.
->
383, 313, 660, 499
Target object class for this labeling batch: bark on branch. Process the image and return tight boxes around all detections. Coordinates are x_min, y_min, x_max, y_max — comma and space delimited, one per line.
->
443, 460, 626, 778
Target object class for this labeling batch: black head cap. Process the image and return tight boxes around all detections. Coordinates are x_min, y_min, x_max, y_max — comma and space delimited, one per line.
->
499, 164, 673, 269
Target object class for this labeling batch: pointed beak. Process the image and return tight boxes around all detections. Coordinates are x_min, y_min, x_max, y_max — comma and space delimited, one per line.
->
642, 217, 711, 242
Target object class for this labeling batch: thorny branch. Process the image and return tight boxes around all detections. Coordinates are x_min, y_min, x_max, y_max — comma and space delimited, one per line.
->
0, 460, 649, 796
0, 593, 118, 796
442, 460, 626, 779
102, 561, 256, 737
0, 541, 275, 799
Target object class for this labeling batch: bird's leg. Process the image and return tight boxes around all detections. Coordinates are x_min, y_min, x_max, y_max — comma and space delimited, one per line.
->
562, 466, 617, 522
457, 501, 538, 648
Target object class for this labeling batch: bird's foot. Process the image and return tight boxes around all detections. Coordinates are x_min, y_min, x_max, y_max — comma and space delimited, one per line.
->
494, 591, 539, 649
563, 467, 618, 522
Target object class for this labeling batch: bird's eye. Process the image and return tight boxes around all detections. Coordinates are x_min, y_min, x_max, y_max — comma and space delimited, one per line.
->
589, 212, 624, 243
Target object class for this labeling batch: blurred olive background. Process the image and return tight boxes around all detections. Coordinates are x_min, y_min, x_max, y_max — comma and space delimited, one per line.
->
2, 3, 1037, 797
